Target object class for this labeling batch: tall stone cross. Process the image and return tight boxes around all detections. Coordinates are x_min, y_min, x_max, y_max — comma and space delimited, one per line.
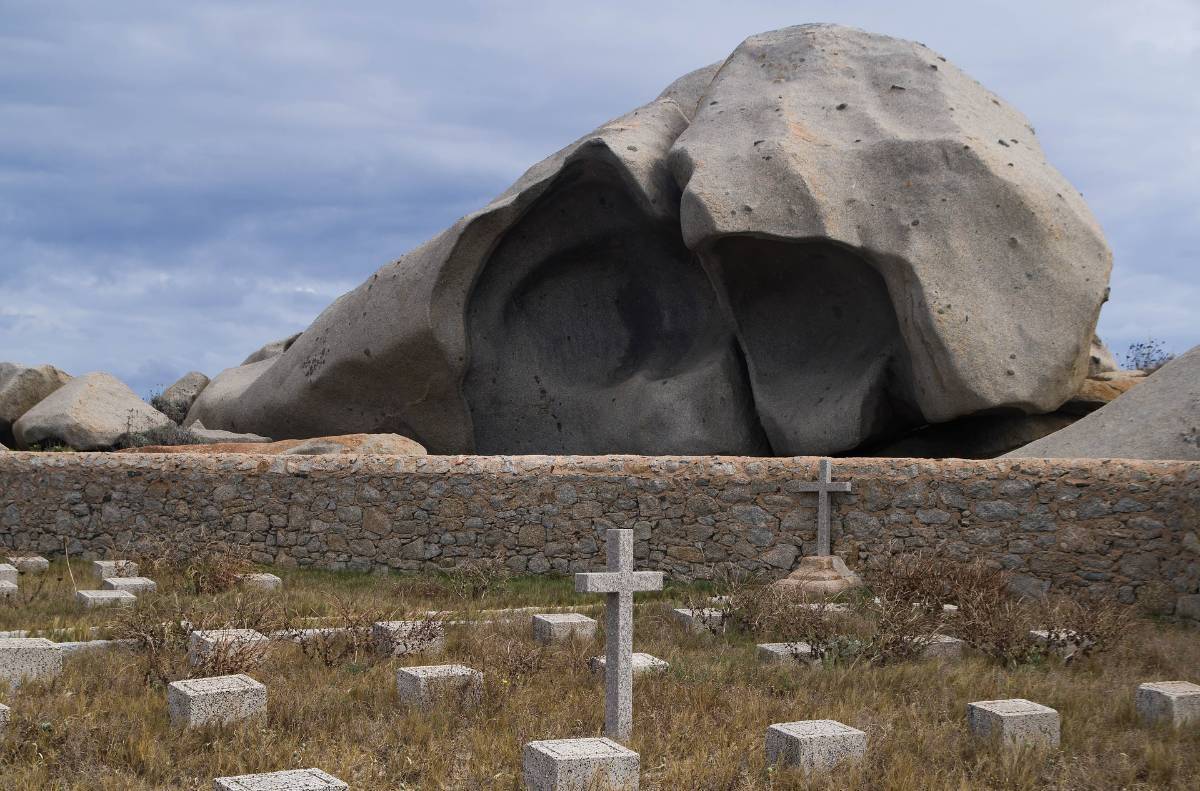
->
796, 458, 852, 556
575, 528, 663, 743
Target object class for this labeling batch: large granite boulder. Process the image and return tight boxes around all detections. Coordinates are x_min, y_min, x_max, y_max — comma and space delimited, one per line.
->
1006, 345, 1199, 460
241, 332, 301, 366
187, 24, 1111, 456
186, 420, 272, 444
155, 371, 210, 424
0, 363, 72, 446
13, 372, 173, 450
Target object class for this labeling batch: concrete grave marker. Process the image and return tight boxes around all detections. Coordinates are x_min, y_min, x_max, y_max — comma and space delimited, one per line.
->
670, 608, 725, 634
0, 563, 18, 585
396, 664, 483, 710
92, 559, 138, 579
588, 652, 669, 679
168, 673, 267, 727
102, 576, 157, 594
189, 629, 270, 667
967, 698, 1060, 748
212, 768, 347, 790
757, 642, 817, 665
0, 702, 9, 733
523, 737, 639, 791
575, 528, 663, 743
6, 556, 48, 573
532, 613, 597, 644
765, 719, 867, 774
238, 573, 283, 591
371, 620, 445, 656
0, 581, 16, 598
1135, 681, 1200, 728
76, 589, 136, 608
0, 637, 62, 685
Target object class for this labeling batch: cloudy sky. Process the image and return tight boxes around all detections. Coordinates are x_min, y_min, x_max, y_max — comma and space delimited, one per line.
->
1, 0, 1197, 397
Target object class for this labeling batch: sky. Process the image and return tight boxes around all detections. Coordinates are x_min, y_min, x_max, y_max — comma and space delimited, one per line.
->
1, 0, 1197, 397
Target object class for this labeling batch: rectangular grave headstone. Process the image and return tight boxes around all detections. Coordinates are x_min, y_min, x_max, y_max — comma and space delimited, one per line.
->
532, 613, 597, 644
92, 560, 138, 579
212, 767, 347, 790
920, 634, 965, 660
76, 589, 137, 608
6, 556, 48, 573
169, 673, 267, 728
0, 581, 16, 598
765, 719, 867, 774
371, 620, 445, 656
0, 637, 62, 685
670, 608, 725, 634
523, 737, 640, 791
238, 573, 283, 591
0, 702, 8, 732
396, 664, 482, 710
102, 576, 157, 594
0, 563, 18, 585
966, 699, 1060, 748
757, 642, 817, 665
588, 652, 668, 680
189, 629, 270, 667
1135, 681, 1200, 728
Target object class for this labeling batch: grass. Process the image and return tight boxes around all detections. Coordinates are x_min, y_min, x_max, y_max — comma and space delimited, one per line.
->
0, 562, 1197, 789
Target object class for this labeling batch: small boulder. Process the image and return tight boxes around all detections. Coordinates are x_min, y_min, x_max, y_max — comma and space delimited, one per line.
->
240, 332, 301, 366
183, 359, 275, 429
117, 432, 426, 456
13, 372, 173, 450
154, 371, 210, 424
187, 421, 272, 444
0, 363, 72, 446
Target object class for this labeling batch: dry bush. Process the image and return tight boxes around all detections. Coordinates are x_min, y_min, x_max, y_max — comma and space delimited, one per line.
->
926, 560, 1044, 666
859, 554, 950, 664
722, 584, 860, 663
274, 592, 406, 668
444, 555, 513, 602
181, 548, 255, 595
1031, 592, 1133, 662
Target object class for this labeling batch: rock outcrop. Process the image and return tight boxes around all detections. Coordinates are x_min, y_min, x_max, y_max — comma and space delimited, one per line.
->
1006, 345, 1200, 460
121, 432, 426, 456
155, 371, 210, 424
183, 24, 1112, 456
13, 372, 173, 450
187, 420, 272, 444
240, 332, 301, 366
1089, 335, 1120, 377
0, 363, 72, 446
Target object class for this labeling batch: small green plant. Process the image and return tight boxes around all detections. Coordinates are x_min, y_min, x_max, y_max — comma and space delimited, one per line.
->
110, 421, 204, 450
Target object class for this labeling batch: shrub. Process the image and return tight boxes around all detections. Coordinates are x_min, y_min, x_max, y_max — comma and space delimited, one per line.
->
444, 556, 513, 601
110, 421, 203, 450
1122, 338, 1175, 373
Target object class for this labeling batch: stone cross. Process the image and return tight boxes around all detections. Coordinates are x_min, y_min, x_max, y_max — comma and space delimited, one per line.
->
575, 529, 663, 743
795, 458, 851, 556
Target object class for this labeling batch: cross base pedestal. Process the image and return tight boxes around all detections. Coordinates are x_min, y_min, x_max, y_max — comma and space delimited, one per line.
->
773, 555, 863, 596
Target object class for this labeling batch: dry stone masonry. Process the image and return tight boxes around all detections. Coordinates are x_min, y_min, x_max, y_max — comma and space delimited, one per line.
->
1, 454, 1197, 612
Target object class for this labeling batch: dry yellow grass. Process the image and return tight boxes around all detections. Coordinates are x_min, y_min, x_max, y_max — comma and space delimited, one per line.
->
0, 563, 1196, 789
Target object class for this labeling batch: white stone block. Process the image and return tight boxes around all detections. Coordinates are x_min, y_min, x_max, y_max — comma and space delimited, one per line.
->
102, 576, 157, 593
238, 573, 283, 591
6, 556, 48, 573
0, 637, 63, 685
396, 664, 482, 710
168, 673, 267, 727
1029, 629, 1089, 657
371, 620, 445, 656
0, 581, 17, 598
523, 737, 639, 791
532, 613, 597, 644
76, 589, 136, 608
757, 642, 816, 665
92, 559, 138, 579
921, 634, 965, 660
1136, 681, 1200, 728
0, 563, 19, 585
670, 608, 725, 633
765, 719, 867, 773
588, 652, 668, 679
189, 629, 270, 667
967, 699, 1060, 748
213, 768, 347, 790
0, 702, 8, 732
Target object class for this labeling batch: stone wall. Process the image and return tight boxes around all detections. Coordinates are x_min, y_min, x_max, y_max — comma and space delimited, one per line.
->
1, 453, 1197, 609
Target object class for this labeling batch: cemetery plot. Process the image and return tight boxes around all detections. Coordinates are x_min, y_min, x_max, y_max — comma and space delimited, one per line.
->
0, 560, 1195, 788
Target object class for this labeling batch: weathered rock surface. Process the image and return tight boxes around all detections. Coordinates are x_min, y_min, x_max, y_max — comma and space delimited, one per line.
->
866, 413, 1077, 459
184, 24, 1111, 456
1059, 370, 1145, 416
240, 332, 301, 366
0, 363, 72, 446
13, 372, 173, 450
120, 432, 426, 456
187, 421, 272, 444
1007, 345, 1200, 460
156, 371, 210, 424
1089, 335, 1119, 377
